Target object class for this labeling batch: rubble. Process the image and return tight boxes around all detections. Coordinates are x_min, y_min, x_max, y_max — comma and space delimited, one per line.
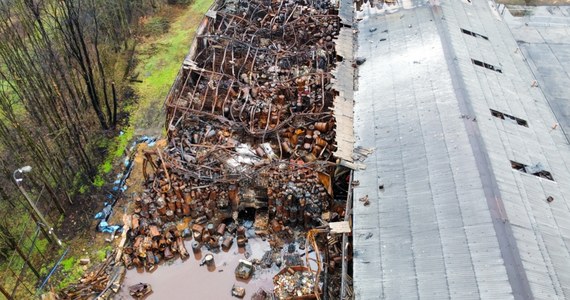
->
128, 282, 152, 299
273, 266, 318, 300
231, 285, 246, 298
59, 251, 126, 299
113, 0, 354, 298
251, 288, 271, 300
234, 259, 254, 280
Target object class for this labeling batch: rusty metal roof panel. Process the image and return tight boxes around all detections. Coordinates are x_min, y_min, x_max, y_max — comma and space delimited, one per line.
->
331, 2, 355, 163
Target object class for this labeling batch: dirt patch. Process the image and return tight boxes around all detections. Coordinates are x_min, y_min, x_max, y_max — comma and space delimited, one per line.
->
58, 194, 100, 240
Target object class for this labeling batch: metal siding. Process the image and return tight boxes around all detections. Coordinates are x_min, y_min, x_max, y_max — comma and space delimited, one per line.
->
354, 0, 570, 299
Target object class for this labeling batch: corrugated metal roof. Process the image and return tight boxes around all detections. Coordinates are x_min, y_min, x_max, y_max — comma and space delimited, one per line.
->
352, 0, 570, 299
331, 0, 355, 163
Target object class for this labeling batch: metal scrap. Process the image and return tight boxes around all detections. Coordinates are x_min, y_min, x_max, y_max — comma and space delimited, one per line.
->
273, 267, 317, 300
115, 2, 355, 299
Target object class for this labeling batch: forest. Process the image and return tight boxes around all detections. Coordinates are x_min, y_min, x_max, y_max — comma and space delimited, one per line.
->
0, 0, 197, 297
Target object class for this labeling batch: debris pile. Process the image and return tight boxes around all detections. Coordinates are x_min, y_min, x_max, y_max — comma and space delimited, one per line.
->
235, 259, 254, 280
60, 251, 124, 299
128, 282, 152, 299
121, 0, 344, 270
113, 0, 354, 298
273, 267, 317, 299
122, 212, 190, 271
162, 0, 341, 226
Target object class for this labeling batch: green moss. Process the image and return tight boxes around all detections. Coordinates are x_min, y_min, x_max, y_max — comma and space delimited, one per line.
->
57, 256, 86, 289
96, 245, 112, 261
191, 0, 213, 13
115, 126, 134, 158
57, 266, 83, 290
60, 257, 76, 272
78, 185, 88, 194
34, 238, 49, 254
93, 175, 105, 187
101, 160, 113, 173
92, 125, 134, 187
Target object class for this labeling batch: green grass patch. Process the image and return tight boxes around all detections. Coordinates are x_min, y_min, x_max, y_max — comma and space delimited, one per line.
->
130, 0, 214, 130
91, 0, 212, 187
60, 257, 76, 272
33, 238, 49, 255
93, 126, 134, 187
142, 16, 171, 36
57, 259, 83, 290
95, 245, 112, 261
191, 0, 214, 13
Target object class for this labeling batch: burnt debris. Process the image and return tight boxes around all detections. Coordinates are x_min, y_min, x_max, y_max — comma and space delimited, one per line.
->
119, 0, 352, 298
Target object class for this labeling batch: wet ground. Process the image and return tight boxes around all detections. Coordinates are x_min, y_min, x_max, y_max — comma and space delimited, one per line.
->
116, 235, 276, 300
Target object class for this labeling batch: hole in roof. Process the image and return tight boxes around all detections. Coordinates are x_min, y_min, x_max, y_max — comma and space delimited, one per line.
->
472, 59, 502, 73
511, 161, 554, 181
490, 109, 528, 127
461, 28, 489, 40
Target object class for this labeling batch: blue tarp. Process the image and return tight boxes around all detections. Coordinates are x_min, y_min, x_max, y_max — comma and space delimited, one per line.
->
93, 135, 158, 232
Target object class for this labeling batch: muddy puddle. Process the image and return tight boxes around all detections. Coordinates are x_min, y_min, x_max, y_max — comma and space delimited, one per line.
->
116, 234, 276, 300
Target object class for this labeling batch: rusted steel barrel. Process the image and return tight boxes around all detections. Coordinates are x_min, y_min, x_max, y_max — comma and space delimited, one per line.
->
222, 236, 233, 249
237, 236, 248, 247
216, 223, 226, 236
204, 253, 215, 266
207, 223, 215, 235
236, 226, 246, 237
191, 241, 201, 253
208, 237, 220, 249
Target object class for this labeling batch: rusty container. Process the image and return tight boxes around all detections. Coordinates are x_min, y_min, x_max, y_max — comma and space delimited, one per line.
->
315, 137, 327, 147
203, 253, 215, 267
167, 199, 176, 211
191, 241, 201, 253
202, 231, 211, 244
237, 236, 248, 247
314, 122, 329, 133
183, 192, 192, 204
192, 224, 204, 242
222, 236, 233, 249
236, 226, 246, 238
207, 223, 216, 235
182, 203, 191, 216
271, 219, 282, 232
216, 223, 226, 236
228, 185, 239, 209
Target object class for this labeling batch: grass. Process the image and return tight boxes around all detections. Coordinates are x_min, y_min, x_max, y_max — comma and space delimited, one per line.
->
92, 125, 134, 187
130, 0, 214, 132
57, 257, 83, 290
95, 245, 112, 261
91, 0, 213, 188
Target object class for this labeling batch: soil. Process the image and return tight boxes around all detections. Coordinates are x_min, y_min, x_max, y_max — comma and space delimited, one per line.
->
57, 194, 100, 240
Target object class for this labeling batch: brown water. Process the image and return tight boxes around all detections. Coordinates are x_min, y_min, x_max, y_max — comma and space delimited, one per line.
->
116, 236, 277, 300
